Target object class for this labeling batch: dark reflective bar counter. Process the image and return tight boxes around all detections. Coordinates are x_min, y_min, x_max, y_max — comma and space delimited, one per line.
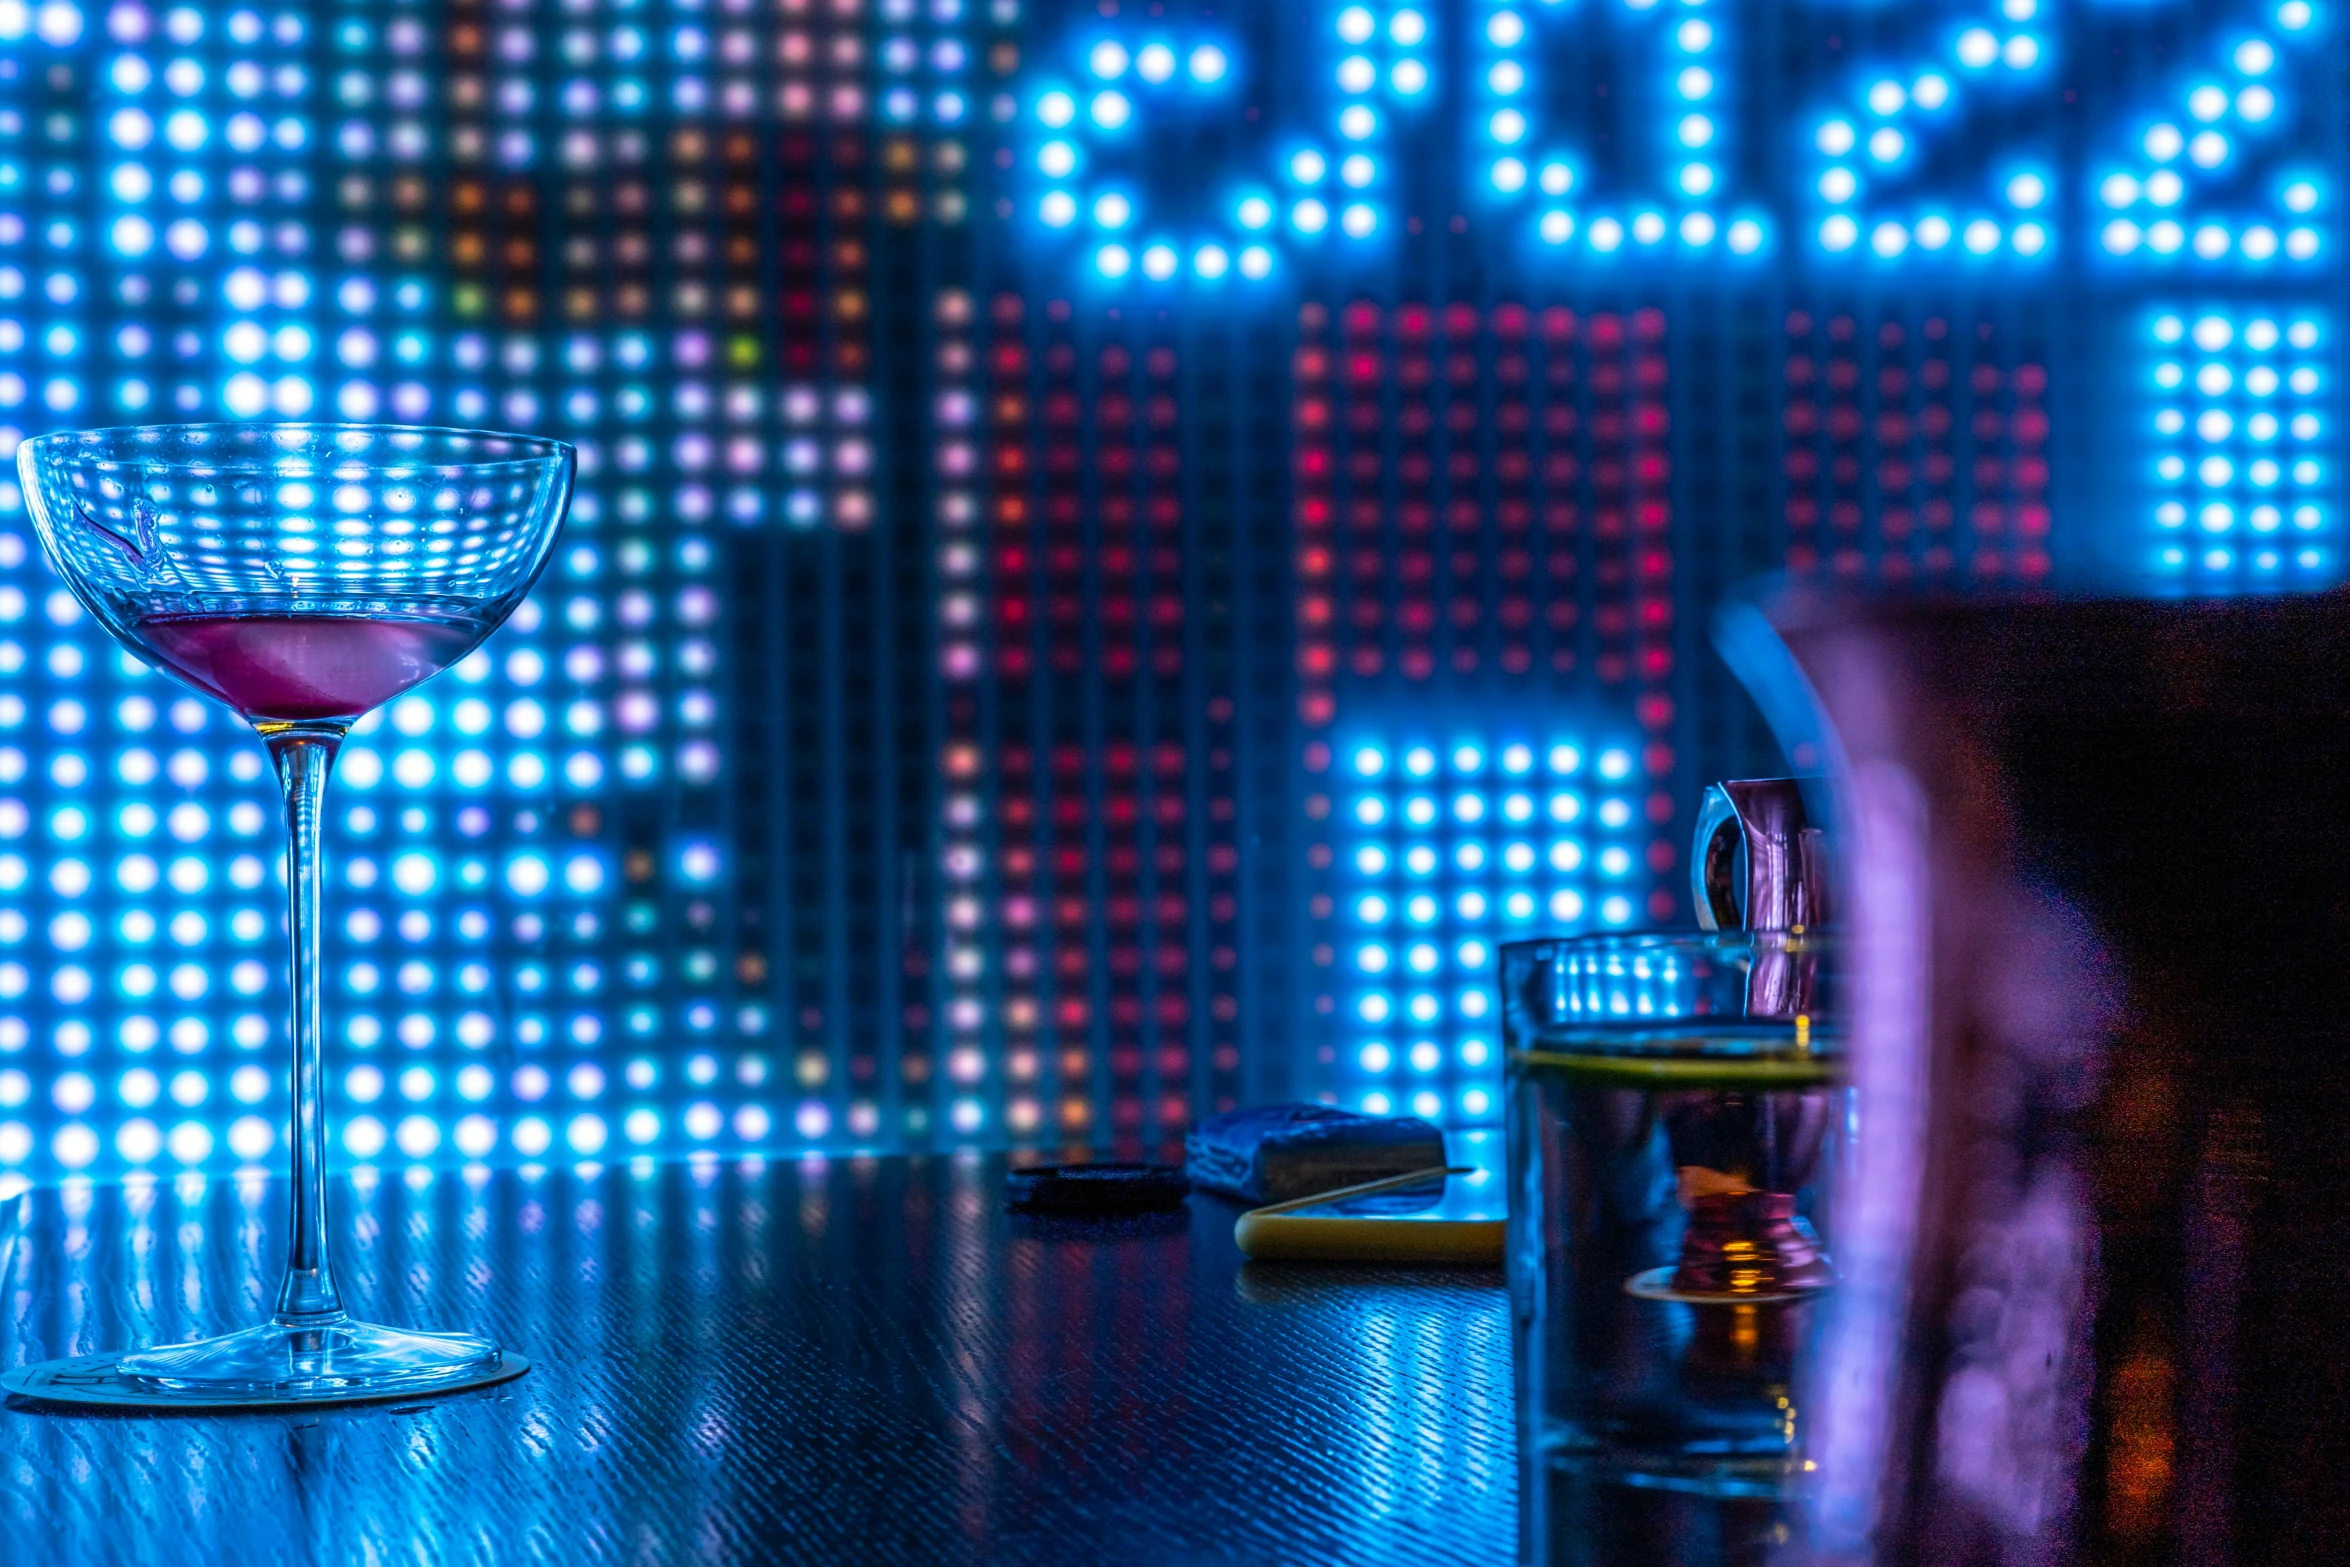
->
0, 1156, 1509, 1565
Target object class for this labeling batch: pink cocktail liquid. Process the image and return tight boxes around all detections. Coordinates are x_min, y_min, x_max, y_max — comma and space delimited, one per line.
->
135, 613, 481, 723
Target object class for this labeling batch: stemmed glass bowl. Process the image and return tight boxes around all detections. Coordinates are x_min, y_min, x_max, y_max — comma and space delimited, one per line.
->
17, 423, 572, 1398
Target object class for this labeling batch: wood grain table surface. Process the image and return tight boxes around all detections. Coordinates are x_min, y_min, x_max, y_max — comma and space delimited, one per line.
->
0, 1154, 1513, 1566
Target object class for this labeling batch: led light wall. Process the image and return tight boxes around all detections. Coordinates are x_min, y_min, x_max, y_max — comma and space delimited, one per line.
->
1327, 736, 1646, 1120
2146, 308, 2327, 576
0, 0, 2337, 1185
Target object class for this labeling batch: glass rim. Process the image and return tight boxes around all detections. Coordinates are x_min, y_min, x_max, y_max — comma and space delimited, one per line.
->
1500, 928, 1836, 958
1502, 927, 1842, 1065
18, 420, 575, 474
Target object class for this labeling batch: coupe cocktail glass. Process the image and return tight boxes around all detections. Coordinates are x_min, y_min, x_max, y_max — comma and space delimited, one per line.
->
18, 423, 572, 1397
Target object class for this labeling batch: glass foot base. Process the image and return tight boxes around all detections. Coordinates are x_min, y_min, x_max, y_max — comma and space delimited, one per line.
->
117, 1315, 501, 1398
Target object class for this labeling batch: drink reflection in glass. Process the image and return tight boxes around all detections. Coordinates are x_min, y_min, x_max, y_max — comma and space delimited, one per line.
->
1504, 931, 1846, 1563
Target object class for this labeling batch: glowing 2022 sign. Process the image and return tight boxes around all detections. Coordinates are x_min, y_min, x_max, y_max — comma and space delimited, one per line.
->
1021, 0, 2330, 284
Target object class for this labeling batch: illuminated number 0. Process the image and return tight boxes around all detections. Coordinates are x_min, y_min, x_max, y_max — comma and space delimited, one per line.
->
1479, 0, 1767, 259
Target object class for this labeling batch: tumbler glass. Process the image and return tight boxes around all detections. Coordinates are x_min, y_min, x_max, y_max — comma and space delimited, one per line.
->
1504, 931, 1845, 1561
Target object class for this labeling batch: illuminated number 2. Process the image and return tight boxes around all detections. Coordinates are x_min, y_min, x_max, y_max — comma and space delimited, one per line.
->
1803, 0, 2057, 262
1026, 3, 1433, 284
2093, 0, 2326, 267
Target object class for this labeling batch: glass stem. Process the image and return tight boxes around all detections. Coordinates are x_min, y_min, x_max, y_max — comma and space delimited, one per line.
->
266, 726, 347, 1326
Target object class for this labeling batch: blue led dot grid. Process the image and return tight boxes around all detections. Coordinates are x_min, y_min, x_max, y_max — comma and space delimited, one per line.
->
0, 535, 622, 1187
0, 510, 306, 1184
0, 577, 285, 1179
1332, 736, 1649, 1125
0, 0, 2347, 1190
319, 641, 621, 1171
2147, 308, 2329, 577
309, 0, 924, 1174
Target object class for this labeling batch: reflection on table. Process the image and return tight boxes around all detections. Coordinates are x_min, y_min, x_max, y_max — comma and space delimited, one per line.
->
0, 1153, 1509, 1566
